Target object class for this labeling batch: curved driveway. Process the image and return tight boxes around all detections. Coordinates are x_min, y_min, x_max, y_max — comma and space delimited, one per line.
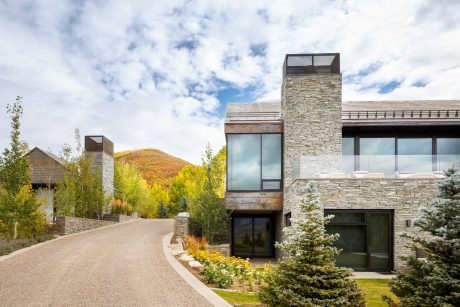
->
0, 219, 212, 307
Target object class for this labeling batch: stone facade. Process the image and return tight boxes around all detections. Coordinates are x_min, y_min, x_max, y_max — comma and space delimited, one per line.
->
284, 178, 438, 270
174, 216, 190, 238
87, 151, 114, 198
56, 216, 116, 235
282, 74, 342, 187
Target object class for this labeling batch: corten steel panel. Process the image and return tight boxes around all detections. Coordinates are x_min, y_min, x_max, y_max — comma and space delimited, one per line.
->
85, 136, 114, 156
225, 191, 283, 211
225, 123, 283, 134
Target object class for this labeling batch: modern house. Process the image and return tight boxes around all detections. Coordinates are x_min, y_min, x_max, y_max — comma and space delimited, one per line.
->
225, 53, 460, 271
27, 135, 114, 221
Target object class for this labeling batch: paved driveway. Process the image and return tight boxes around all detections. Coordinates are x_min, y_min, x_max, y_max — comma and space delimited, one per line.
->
0, 219, 212, 307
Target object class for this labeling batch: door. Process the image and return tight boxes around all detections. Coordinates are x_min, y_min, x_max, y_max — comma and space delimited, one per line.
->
368, 212, 391, 270
326, 210, 393, 271
232, 215, 275, 258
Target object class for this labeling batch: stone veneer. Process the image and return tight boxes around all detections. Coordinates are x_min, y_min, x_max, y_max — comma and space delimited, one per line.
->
87, 151, 114, 198
282, 74, 342, 187
284, 178, 438, 270
174, 216, 190, 238
56, 216, 116, 235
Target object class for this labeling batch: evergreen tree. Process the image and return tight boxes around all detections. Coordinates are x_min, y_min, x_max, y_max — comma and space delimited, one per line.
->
159, 202, 168, 218
259, 182, 365, 307
0, 97, 45, 239
180, 196, 188, 212
385, 168, 460, 307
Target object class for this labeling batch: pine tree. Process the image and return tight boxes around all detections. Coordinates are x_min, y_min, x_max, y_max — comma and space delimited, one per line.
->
385, 168, 460, 307
180, 196, 188, 212
159, 202, 168, 218
259, 182, 365, 307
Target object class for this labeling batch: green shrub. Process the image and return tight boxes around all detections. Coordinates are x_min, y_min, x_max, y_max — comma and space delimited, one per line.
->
203, 262, 234, 288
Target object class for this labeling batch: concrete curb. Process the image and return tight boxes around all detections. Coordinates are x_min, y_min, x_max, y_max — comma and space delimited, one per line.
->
162, 232, 232, 307
0, 218, 141, 263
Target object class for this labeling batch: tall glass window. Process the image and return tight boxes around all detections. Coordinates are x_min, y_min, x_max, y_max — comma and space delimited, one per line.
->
227, 134, 282, 191
397, 138, 432, 172
342, 138, 355, 174
262, 134, 282, 190
359, 138, 395, 175
437, 138, 460, 171
227, 134, 261, 190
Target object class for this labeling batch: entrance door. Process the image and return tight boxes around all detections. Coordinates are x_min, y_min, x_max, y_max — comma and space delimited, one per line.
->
232, 215, 275, 258
325, 210, 393, 271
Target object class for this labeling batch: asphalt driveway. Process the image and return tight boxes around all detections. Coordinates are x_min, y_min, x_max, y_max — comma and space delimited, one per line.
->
0, 219, 212, 307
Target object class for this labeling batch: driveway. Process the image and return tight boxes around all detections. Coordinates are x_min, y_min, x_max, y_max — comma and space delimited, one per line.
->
0, 219, 212, 307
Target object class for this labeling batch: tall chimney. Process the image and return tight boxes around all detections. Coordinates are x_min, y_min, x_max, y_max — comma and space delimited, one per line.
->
281, 53, 342, 187
85, 135, 114, 198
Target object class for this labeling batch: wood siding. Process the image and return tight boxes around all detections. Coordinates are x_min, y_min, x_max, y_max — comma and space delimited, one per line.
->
225, 191, 283, 211
28, 149, 65, 185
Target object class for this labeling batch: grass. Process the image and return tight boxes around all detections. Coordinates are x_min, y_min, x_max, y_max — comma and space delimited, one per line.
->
356, 278, 399, 307
213, 290, 261, 306
214, 279, 399, 307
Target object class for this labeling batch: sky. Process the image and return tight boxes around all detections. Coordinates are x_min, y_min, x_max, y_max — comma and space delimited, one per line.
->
0, 0, 459, 164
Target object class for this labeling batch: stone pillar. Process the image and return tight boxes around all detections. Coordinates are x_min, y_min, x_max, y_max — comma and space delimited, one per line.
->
174, 215, 190, 238
282, 54, 343, 189
85, 136, 114, 198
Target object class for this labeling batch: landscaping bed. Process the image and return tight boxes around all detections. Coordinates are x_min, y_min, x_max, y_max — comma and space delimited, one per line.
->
0, 234, 56, 257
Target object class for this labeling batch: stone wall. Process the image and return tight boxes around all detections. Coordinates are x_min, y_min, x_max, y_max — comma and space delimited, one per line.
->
174, 216, 190, 238
86, 151, 114, 198
208, 244, 231, 256
284, 178, 438, 270
56, 216, 116, 235
282, 74, 342, 187
102, 213, 138, 223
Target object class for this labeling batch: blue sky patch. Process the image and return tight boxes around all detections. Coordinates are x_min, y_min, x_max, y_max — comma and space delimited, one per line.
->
378, 80, 401, 94
413, 81, 427, 88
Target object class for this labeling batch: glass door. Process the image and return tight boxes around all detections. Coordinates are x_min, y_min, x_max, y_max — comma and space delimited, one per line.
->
232, 215, 275, 258
368, 212, 391, 270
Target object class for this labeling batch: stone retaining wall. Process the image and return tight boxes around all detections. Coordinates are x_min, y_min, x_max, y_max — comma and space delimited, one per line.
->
284, 178, 438, 270
56, 216, 116, 235
208, 244, 231, 256
102, 213, 138, 223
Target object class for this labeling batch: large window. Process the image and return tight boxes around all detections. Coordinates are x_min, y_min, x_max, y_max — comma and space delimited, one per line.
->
397, 138, 432, 172
359, 138, 395, 175
227, 134, 282, 191
437, 138, 460, 171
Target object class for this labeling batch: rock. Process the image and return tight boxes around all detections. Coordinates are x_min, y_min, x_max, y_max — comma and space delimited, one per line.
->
172, 250, 187, 256
179, 254, 195, 262
188, 261, 204, 270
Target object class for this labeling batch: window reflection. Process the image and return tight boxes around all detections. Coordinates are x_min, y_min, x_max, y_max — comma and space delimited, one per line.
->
397, 138, 432, 172
227, 134, 282, 191
359, 138, 395, 176
437, 138, 460, 171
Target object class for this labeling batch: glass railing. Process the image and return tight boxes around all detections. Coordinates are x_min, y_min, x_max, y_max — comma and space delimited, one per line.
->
294, 155, 460, 179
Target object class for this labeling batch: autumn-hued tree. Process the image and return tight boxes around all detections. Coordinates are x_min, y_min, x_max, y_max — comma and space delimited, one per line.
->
189, 144, 229, 244
385, 168, 460, 307
259, 182, 365, 307
54, 130, 109, 219
0, 96, 46, 239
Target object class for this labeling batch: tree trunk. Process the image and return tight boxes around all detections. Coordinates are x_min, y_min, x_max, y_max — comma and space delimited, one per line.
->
13, 221, 18, 240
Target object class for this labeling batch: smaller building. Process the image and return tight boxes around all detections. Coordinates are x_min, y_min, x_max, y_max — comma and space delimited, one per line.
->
27, 147, 66, 221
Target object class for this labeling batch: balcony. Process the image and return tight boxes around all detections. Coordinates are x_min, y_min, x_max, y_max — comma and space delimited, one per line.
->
293, 155, 460, 179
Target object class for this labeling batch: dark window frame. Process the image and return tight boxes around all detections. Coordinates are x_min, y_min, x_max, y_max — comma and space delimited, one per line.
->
226, 133, 283, 192
325, 209, 394, 272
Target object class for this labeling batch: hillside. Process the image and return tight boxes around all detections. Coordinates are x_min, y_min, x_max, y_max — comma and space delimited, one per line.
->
114, 149, 191, 188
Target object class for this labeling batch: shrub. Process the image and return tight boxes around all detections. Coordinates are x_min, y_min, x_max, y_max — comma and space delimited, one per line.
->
111, 199, 133, 216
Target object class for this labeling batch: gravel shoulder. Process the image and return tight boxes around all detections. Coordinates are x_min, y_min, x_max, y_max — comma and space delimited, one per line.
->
0, 219, 212, 307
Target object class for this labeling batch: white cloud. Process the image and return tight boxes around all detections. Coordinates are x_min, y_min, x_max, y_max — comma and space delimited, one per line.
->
0, 0, 459, 163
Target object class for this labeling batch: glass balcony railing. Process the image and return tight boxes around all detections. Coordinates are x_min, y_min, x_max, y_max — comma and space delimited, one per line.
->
294, 155, 460, 179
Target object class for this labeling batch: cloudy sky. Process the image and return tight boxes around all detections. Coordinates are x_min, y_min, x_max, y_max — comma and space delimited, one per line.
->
0, 0, 459, 163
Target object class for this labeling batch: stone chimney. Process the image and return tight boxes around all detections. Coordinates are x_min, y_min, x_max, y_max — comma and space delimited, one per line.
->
84, 135, 114, 198
281, 53, 342, 187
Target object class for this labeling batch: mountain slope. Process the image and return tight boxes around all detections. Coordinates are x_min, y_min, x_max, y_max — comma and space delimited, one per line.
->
114, 149, 191, 188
